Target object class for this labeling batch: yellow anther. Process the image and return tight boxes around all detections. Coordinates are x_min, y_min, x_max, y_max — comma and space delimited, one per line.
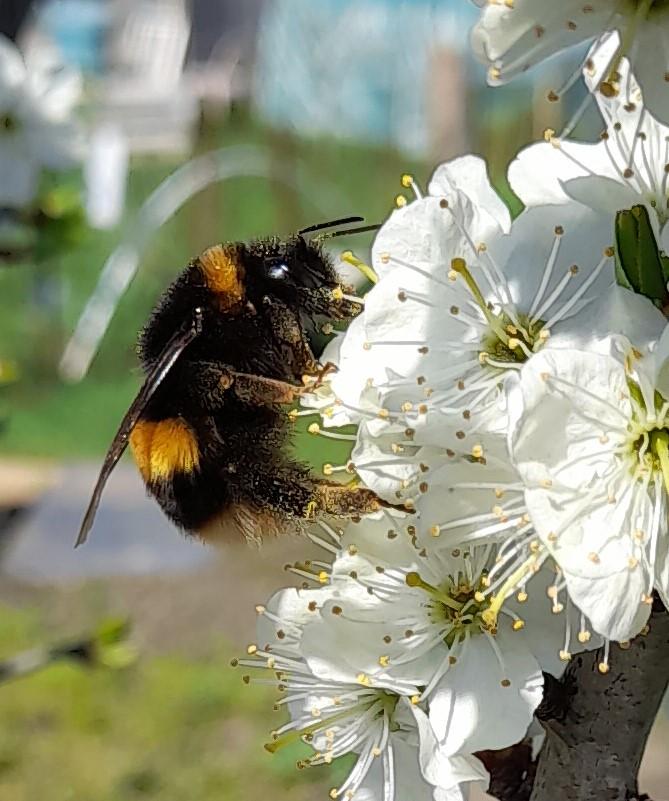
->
482, 554, 539, 629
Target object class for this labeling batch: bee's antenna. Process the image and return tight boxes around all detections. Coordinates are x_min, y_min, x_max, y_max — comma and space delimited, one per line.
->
298, 216, 364, 235
318, 223, 382, 240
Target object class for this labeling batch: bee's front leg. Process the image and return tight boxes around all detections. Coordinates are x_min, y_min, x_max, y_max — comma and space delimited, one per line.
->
262, 296, 319, 376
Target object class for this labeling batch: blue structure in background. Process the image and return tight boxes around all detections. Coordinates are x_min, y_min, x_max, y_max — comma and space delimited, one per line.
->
254, 0, 594, 157
39, 0, 110, 72
254, 0, 483, 155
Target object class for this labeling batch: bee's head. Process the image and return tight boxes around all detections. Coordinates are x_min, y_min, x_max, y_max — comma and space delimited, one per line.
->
245, 236, 361, 320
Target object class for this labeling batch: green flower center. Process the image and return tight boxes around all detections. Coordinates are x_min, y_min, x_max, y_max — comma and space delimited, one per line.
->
626, 378, 669, 493
480, 311, 545, 365
450, 258, 546, 367
406, 570, 493, 646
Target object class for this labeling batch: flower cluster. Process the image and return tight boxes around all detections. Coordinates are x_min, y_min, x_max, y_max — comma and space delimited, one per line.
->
238, 15, 669, 801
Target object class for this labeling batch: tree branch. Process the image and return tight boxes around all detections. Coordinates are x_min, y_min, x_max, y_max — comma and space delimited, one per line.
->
482, 600, 669, 801
530, 599, 669, 801
476, 741, 536, 801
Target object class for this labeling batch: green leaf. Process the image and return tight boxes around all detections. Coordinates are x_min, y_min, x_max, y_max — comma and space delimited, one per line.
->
94, 617, 131, 646
615, 205, 668, 306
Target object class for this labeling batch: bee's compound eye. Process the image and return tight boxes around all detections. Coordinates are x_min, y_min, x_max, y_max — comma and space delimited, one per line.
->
266, 260, 290, 280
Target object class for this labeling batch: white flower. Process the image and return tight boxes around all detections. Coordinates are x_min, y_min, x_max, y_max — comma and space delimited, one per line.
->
0, 35, 83, 209
508, 320, 669, 643
358, 164, 613, 437
297, 517, 551, 757
509, 40, 669, 250
317, 157, 614, 514
240, 584, 488, 801
470, 1, 669, 124
356, 730, 489, 801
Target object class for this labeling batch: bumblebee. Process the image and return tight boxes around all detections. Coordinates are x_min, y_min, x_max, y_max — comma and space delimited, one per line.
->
76, 217, 400, 547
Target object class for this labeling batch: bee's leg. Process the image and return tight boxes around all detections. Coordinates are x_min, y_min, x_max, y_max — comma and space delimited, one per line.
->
178, 360, 307, 411
229, 371, 309, 405
261, 297, 319, 376
231, 457, 408, 525
307, 480, 411, 518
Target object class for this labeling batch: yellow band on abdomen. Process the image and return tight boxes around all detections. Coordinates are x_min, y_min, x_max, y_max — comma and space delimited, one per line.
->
130, 418, 200, 481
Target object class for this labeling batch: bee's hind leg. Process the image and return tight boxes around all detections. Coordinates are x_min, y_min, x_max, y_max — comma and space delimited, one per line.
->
308, 480, 411, 518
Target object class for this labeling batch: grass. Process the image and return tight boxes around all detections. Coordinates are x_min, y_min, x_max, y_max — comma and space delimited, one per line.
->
0, 603, 350, 801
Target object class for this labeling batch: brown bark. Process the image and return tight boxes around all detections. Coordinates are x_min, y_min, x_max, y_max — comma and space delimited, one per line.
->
484, 599, 669, 801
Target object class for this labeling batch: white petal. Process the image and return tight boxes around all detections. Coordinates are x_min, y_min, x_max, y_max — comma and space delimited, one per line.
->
471, 1, 611, 84
562, 175, 643, 218
0, 146, 38, 207
429, 155, 511, 234
356, 738, 441, 801
351, 426, 424, 499
257, 586, 337, 650
0, 35, 26, 96
429, 631, 542, 754
411, 705, 489, 794
653, 511, 669, 613
28, 62, 82, 120
509, 347, 655, 641
508, 140, 619, 208
545, 285, 667, 355
492, 202, 614, 319
25, 119, 83, 168
506, 564, 603, 677
630, 20, 669, 126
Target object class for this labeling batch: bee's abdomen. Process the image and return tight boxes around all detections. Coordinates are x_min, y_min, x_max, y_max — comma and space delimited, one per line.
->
129, 418, 200, 481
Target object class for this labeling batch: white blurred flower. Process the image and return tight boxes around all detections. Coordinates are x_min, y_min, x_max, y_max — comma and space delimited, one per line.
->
508, 323, 669, 644
0, 35, 82, 209
240, 583, 489, 801
509, 39, 669, 250
470, 0, 669, 124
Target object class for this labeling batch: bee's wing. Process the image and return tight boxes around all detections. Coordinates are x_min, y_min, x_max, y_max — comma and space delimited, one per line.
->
75, 310, 203, 547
